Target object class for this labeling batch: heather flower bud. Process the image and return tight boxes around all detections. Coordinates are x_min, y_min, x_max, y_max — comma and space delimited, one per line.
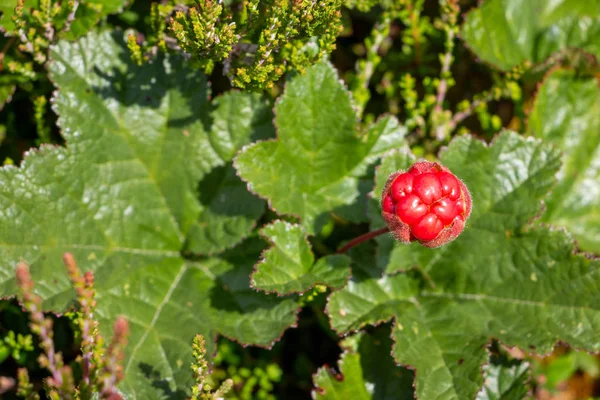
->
381, 160, 472, 248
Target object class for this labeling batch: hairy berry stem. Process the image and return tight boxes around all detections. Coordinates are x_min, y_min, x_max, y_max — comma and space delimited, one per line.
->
337, 227, 390, 254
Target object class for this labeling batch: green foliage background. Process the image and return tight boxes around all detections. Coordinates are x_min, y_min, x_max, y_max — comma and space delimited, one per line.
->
1, 0, 600, 399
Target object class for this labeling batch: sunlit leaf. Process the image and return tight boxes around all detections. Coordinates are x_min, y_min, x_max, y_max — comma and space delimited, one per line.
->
0, 31, 295, 400
528, 68, 600, 253
328, 131, 600, 399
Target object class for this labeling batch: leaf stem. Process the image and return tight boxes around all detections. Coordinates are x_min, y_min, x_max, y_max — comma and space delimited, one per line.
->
337, 227, 390, 254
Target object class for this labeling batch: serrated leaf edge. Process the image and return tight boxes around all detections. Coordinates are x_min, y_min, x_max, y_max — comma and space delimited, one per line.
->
323, 131, 600, 398
233, 62, 406, 233
249, 220, 353, 296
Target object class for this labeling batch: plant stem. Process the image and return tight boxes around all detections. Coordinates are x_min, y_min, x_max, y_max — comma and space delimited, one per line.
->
337, 227, 390, 254
448, 91, 495, 129
431, 0, 459, 140
63, 0, 80, 33
352, 13, 391, 115
433, 43, 454, 114
409, 3, 422, 65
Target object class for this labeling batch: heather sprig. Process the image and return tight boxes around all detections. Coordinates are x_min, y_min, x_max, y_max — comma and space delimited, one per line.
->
129, 0, 343, 90
63, 252, 99, 397
15, 255, 129, 399
191, 334, 233, 400
16, 261, 68, 399
170, 0, 236, 74
351, 11, 392, 115
10, 0, 80, 64
378, 0, 523, 150
16, 368, 38, 400
98, 317, 129, 399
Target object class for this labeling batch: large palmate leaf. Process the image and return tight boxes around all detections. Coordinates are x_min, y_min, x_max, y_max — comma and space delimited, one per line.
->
234, 61, 407, 234
0, 31, 294, 399
528, 69, 600, 253
184, 91, 273, 255
461, 0, 600, 70
313, 327, 415, 400
328, 131, 600, 399
250, 220, 351, 294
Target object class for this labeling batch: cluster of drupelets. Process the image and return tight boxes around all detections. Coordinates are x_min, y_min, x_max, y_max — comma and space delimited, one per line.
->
381, 161, 471, 248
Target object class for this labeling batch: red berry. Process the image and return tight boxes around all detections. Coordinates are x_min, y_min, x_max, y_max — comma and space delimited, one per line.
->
382, 195, 395, 214
389, 173, 414, 201
380, 160, 472, 248
395, 194, 428, 225
437, 171, 460, 200
412, 213, 444, 241
431, 197, 458, 225
456, 198, 465, 214
413, 173, 442, 204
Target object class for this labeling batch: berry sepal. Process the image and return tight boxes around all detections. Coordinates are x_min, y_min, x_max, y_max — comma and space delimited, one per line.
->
381, 160, 472, 248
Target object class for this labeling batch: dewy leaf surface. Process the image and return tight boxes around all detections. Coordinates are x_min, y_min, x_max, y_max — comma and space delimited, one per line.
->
313, 328, 414, 400
328, 131, 600, 399
234, 61, 406, 234
250, 220, 351, 294
528, 69, 600, 253
0, 31, 295, 399
461, 0, 600, 70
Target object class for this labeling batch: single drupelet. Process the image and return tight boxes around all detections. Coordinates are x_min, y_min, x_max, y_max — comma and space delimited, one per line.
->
381, 160, 472, 248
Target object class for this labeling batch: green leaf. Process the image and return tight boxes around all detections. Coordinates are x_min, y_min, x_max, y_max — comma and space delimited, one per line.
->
234, 61, 407, 234
185, 91, 274, 255
119, 240, 298, 399
250, 220, 351, 294
61, 4, 103, 41
49, 32, 270, 256
461, 0, 600, 70
0, 341, 9, 364
535, 353, 574, 389
328, 131, 600, 399
476, 361, 530, 400
93, 0, 128, 15
0, 30, 295, 399
185, 164, 266, 255
326, 243, 420, 334
527, 69, 600, 253
0, 82, 15, 111
313, 327, 415, 400
0, 0, 18, 32
207, 91, 275, 163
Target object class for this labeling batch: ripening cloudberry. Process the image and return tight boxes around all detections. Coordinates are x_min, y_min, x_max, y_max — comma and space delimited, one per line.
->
381, 160, 472, 248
